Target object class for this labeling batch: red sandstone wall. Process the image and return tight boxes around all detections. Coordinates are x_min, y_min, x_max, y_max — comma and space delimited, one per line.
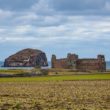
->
51, 55, 106, 71
52, 59, 68, 68
76, 59, 100, 71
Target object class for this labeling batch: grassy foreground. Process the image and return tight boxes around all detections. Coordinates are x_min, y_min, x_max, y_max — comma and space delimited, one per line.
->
0, 73, 110, 110
0, 81, 110, 110
0, 73, 110, 82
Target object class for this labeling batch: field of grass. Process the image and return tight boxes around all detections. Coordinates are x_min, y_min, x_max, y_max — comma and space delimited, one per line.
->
0, 73, 110, 82
0, 72, 110, 109
0, 81, 110, 110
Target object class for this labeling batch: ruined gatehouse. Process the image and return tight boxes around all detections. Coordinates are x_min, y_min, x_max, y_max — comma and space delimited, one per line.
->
51, 53, 106, 71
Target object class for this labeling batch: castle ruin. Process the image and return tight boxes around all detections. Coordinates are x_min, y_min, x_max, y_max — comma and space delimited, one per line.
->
51, 53, 106, 72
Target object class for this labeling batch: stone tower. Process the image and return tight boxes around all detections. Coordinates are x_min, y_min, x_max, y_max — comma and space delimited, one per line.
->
67, 53, 78, 69
51, 54, 56, 68
97, 55, 106, 72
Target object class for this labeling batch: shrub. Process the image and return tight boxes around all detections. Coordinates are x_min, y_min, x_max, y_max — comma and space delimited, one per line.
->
40, 69, 49, 75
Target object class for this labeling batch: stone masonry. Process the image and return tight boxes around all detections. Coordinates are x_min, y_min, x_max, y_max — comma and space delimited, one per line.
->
51, 53, 106, 72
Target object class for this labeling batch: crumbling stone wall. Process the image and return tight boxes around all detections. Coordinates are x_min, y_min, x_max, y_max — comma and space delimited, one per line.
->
51, 54, 78, 69
51, 53, 106, 71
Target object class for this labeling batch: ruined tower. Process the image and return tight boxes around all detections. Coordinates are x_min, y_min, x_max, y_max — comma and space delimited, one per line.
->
97, 55, 106, 72
67, 53, 78, 69
51, 54, 56, 68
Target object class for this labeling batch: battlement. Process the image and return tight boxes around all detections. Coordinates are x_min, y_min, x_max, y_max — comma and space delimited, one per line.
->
67, 53, 78, 61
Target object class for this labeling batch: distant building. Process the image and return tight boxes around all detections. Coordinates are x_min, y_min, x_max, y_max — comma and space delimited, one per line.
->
51, 53, 106, 72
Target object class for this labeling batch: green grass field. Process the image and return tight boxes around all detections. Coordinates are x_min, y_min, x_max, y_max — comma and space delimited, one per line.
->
0, 73, 110, 82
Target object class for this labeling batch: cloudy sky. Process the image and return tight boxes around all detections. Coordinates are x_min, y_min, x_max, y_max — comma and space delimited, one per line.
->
0, 0, 110, 61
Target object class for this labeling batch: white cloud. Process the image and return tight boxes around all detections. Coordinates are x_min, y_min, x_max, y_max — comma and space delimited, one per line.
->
15, 12, 38, 22
14, 25, 32, 34
0, 9, 13, 19
0, 16, 110, 44
0, 0, 110, 49
0, 28, 6, 33
31, 0, 53, 15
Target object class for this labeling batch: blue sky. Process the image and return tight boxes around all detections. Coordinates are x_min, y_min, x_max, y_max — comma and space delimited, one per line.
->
0, 0, 110, 61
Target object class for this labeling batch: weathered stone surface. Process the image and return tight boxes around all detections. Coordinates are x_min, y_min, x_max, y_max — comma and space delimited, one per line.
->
4, 48, 48, 67
51, 53, 106, 72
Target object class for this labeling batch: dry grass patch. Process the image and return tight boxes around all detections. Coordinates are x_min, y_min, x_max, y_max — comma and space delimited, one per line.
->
0, 80, 110, 110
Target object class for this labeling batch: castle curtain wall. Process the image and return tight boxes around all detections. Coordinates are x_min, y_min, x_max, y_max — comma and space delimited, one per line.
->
76, 59, 101, 71
51, 54, 106, 71
52, 59, 68, 69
